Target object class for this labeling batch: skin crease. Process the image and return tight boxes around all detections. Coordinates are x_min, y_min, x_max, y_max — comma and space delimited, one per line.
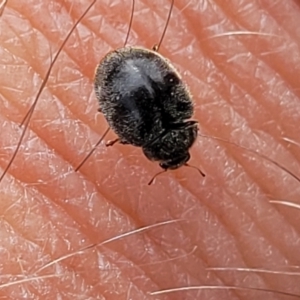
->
0, 0, 300, 299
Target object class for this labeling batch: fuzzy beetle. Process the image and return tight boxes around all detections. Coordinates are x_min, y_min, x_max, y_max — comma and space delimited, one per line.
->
77, 0, 204, 183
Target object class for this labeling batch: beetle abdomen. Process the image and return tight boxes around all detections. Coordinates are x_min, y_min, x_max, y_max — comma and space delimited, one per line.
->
94, 47, 194, 147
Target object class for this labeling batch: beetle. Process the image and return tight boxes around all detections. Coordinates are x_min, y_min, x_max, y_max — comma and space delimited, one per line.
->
76, 0, 205, 183
95, 47, 199, 171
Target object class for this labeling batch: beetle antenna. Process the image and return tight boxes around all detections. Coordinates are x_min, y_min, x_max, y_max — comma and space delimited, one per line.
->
184, 163, 205, 177
149, 163, 205, 185
155, 0, 174, 51
148, 169, 167, 185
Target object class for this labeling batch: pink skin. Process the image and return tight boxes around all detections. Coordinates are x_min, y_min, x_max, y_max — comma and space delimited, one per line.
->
0, 0, 300, 299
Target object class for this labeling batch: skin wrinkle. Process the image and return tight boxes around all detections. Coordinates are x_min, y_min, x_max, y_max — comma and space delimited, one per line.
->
0, 142, 141, 294
0, 181, 106, 297
6, 3, 96, 124
213, 0, 300, 119
261, 1, 300, 45
173, 0, 300, 246
202, 0, 300, 227
184, 15, 298, 183
175, 4, 280, 152
21, 151, 197, 296
221, 0, 300, 99
191, 3, 298, 151
217, 1, 300, 136
177, 175, 296, 295
0, 0, 300, 299
132, 203, 237, 292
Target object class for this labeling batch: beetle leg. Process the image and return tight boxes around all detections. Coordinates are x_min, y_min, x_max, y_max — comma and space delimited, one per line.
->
106, 138, 130, 147
152, 44, 158, 51
106, 138, 120, 147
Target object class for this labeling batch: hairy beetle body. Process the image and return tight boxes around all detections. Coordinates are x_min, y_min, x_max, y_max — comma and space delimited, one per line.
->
94, 46, 198, 170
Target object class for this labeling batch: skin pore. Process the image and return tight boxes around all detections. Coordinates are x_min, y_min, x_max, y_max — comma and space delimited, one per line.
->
0, 0, 300, 299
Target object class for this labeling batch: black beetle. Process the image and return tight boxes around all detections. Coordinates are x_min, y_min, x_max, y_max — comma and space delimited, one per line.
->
76, 0, 205, 183
94, 47, 199, 172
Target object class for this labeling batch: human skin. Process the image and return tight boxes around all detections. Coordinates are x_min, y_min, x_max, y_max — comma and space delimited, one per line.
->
0, 0, 300, 299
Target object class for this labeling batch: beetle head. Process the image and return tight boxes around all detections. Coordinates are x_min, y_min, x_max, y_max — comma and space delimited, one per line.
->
142, 121, 198, 170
